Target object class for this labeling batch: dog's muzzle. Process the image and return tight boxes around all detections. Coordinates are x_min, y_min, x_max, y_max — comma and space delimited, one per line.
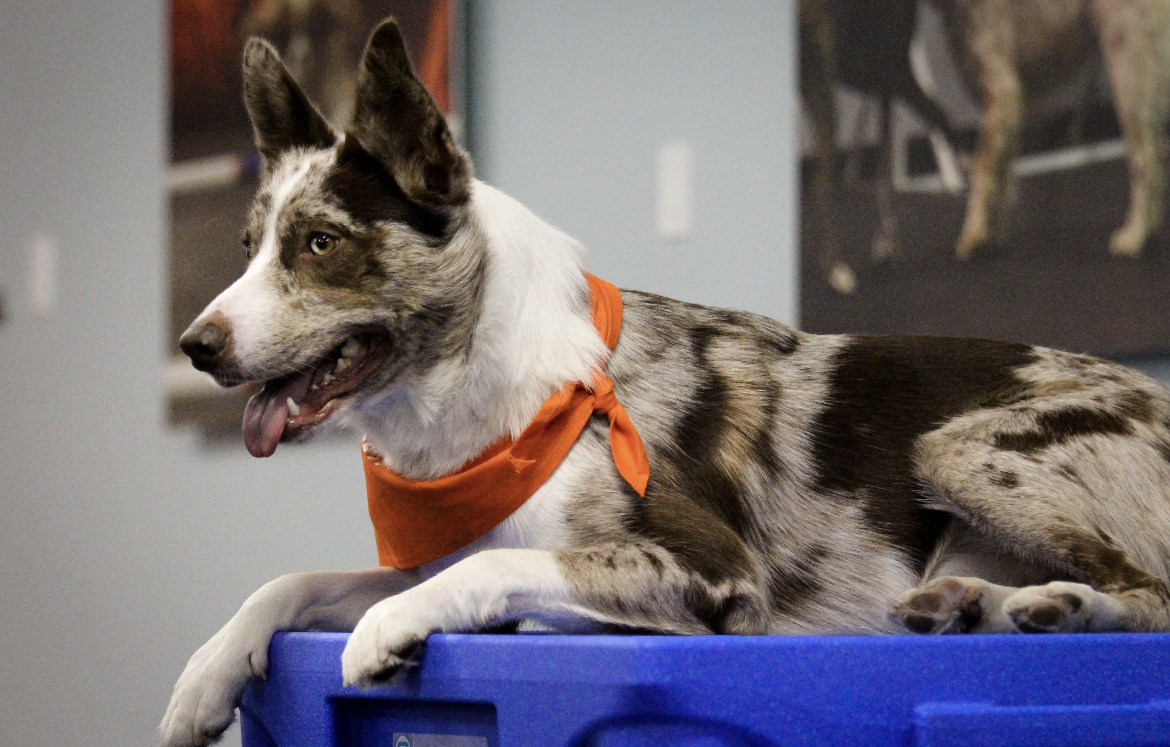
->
180, 311, 233, 374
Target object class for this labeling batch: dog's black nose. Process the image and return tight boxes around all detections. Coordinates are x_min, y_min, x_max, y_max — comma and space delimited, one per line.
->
180, 312, 232, 371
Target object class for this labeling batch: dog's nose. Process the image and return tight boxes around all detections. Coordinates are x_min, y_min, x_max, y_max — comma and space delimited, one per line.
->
180, 312, 232, 372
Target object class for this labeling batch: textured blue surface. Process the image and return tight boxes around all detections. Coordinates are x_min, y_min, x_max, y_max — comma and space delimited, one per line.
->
241, 632, 1170, 747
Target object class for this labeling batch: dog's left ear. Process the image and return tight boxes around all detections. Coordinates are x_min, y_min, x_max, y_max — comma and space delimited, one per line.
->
348, 19, 472, 206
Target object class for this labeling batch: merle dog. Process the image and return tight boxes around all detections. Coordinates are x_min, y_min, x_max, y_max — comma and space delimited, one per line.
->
163, 19, 1170, 747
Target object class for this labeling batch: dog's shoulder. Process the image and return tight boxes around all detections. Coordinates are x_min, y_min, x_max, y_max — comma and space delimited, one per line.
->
609, 289, 805, 383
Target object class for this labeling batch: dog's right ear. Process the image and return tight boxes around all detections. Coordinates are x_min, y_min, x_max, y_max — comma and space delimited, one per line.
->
242, 38, 337, 161
347, 19, 472, 206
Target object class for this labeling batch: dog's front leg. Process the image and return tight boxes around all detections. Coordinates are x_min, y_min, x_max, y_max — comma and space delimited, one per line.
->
342, 545, 768, 686
161, 568, 419, 747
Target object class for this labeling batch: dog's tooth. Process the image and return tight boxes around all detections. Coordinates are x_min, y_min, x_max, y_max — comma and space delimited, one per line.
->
321, 372, 334, 386
286, 398, 300, 417
335, 357, 350, 372
340, 337, 361, 359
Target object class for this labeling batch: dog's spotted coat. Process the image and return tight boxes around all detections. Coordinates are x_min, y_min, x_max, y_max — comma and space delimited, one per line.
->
162, 18, 1170, 747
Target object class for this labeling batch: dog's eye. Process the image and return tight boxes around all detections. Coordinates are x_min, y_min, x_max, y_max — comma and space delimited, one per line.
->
308, 232, 337, 256
241, 233, 254, 258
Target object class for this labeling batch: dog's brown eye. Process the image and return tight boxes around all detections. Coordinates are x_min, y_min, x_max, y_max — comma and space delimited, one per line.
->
308, 232, 336, 256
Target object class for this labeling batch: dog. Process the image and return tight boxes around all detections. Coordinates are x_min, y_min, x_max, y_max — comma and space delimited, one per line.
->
161, 18, 1170, 747
928, 0, 1170, 259
800, 0, 957, 294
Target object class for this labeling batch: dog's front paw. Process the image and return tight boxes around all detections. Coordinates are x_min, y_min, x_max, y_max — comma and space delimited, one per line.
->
341, 596, 430, 687
160, 633, 265, 747
891, 576, 988, 634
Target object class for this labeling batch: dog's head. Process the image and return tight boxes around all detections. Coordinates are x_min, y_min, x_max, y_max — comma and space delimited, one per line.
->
180, 19, 482, 457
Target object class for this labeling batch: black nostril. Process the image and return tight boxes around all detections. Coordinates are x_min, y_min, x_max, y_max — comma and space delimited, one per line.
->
180, 316, 230, 370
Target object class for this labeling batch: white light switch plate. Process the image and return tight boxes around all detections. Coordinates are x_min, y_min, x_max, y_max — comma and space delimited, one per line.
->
28, 232, 58, 317
656, 140, 694, 241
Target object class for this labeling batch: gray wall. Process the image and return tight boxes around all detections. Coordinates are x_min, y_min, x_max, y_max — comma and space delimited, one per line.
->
0, 1, 797, 745
468, 1, 799, 322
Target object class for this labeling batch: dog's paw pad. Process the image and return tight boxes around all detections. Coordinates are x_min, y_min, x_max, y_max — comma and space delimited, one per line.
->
892, 577, 985, 634
1005, 585, 1091, 633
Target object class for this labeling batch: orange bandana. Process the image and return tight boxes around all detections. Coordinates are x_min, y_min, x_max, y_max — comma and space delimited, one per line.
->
362, 274, 650, 569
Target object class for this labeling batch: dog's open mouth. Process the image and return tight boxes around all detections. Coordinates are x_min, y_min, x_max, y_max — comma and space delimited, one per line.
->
242, 333, 391, 457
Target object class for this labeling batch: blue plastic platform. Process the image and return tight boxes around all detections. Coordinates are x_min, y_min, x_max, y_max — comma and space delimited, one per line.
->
241, 632, 1170, 747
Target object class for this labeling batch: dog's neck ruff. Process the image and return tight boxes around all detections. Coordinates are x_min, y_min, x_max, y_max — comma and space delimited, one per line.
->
362, 274, 649, 569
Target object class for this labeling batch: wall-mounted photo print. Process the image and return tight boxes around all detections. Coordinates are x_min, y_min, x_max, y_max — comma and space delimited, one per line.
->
799, 0, 1170, 358
167, 0, 464, 435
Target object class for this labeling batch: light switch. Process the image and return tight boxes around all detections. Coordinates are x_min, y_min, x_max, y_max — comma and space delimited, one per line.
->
656, 140, 694, 242
28, 233, 57, 317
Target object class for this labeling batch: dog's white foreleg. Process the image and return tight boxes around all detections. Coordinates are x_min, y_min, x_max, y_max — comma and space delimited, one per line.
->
161, 568, 418, 747
341, 550, 571, 687
341, 545, 768, 687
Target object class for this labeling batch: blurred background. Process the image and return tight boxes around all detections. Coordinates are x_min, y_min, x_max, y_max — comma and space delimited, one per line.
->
798, 0, 1170, 357
5, 1, 1170, 745
0, 1, 794, 745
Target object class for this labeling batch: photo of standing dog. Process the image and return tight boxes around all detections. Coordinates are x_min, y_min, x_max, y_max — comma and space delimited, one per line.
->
931, 0, 1170, 258
800, 0, 956, 294
163, 16, 1170, 747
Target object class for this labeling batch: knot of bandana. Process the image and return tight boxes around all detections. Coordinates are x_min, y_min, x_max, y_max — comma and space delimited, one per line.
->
589, 372, 649, 495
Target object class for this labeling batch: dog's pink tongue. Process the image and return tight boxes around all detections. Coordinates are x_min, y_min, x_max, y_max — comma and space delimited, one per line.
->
242, 373, 312, 457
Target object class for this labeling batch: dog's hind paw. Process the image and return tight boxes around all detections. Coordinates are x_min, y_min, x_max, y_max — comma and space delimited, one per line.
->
891, 576, 988, 634
341, 595, 430, 688
1003, 581, 1118, 633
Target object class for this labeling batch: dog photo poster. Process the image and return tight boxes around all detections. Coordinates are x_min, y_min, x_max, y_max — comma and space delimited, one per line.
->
167, 0, 464, 433
799, 0, 1170, 358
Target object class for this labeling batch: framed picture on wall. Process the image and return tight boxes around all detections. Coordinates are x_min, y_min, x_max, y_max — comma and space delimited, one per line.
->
166, 0, 466, 436
798, 0, 1170, 359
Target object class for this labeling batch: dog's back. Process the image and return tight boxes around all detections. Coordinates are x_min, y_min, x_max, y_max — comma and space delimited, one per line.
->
569, 294, 1170, 634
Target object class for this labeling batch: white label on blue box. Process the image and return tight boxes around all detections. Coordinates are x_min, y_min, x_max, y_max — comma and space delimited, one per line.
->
392, 734, 488, 747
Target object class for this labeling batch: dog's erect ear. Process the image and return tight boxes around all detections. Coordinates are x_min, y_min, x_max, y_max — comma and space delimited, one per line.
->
348, 19, 471, 206
242, 38, 337, 160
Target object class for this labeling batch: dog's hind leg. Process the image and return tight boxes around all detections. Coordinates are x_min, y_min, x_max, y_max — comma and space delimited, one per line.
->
162, 568, 419, 747
895, 401, 1170, 634
1092, 0, 1170, 257
340, 544, 770, 686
